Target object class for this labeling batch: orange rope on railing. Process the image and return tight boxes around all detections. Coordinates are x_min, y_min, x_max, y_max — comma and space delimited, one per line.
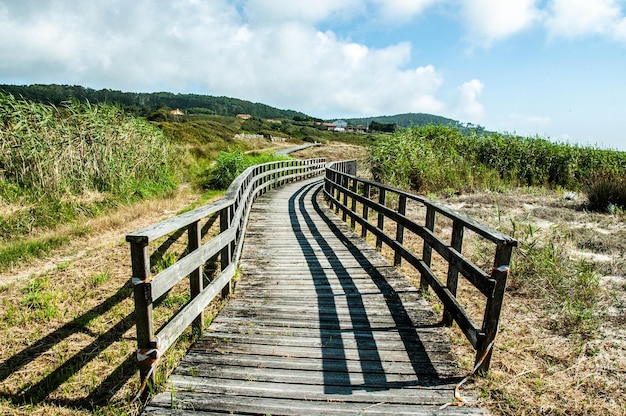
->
440, 264, 510, 409
440, 340, 495, 409
131, 336, 161, 403
131, 276, 153, 285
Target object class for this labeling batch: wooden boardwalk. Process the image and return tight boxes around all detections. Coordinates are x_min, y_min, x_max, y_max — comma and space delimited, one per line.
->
144, 178, 488, 415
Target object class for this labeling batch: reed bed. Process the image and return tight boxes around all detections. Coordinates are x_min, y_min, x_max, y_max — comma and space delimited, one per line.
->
369, 125, 626, 210
0, 93, 179, 241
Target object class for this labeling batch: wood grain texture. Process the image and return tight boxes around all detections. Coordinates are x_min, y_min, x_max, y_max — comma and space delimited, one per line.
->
143, 178, 489, 415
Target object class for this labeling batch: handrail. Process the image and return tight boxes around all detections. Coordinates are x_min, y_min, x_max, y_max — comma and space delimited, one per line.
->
324, 160, 517, 373
126, 158, 326, 397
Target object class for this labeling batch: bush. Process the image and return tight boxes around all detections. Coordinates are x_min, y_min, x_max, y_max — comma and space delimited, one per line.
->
584, 171, 626, 212
0, 93, 178, 199
208, 151, 247, 189
369, 125, 495, 192
205, 151, 290, 189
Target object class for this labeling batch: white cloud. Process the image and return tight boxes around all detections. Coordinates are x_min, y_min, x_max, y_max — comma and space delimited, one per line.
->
242, 0, 440, 25
453, 79, 484, 120
545, 0, 626, 42
241, 0, 362, 24
460, 0, 541, 46
371, 0, 441, 22
0, 0, 453, 118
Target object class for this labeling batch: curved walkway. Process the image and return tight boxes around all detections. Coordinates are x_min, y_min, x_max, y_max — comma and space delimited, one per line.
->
144, 178, 488, 415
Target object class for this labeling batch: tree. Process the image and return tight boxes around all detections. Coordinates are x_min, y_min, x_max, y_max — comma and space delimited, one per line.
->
369, 121, 397, 133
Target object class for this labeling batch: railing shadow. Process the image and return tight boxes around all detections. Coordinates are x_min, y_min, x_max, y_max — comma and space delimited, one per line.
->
288, 180, 458, 395
0, 283, 135, 410
0, 216, 218, 411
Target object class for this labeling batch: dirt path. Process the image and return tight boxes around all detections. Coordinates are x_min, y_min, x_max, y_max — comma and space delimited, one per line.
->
0, 186, 204, 286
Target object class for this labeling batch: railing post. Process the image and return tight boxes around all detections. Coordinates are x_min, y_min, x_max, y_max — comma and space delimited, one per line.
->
349, 178, 357, 229
220, 206, 233, 298
420, 206, 436, 291
130, 240, 156, 393
188, 220, 203, 334
443, 220, 464, 326
476, 245, 513, 373
334, 172, 341, 215
341, 175, 349, 221
324, 169, 331, 206
376, 188, 386, 251
394, 194, 407, 266
361, 182, 371, 238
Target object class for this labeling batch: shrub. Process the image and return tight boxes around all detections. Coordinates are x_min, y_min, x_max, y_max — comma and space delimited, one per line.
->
369, 125, 498, 193
208, 151, 247, 189
584, 171, 626, 212
205, 151, 290, 189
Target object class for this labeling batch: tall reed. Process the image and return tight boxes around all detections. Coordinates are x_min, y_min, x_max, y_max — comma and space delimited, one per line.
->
369, 125, 626, 196
0, 93, 177, 200
0, 93, 179, 239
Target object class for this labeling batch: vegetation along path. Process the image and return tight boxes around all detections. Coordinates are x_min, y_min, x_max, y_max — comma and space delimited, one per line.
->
143, 178, 488, 415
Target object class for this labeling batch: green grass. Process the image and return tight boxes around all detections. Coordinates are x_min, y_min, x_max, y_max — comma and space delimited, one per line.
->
20, 276, 58, 321
205, 151, 291, 189
507, 221, 601, 337
0, 93, 180, 241
0, 236, 70, 272
369, 125, 626, 204
89, 270, 110, 288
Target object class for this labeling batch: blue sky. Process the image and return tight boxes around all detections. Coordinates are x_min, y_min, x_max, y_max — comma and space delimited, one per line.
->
1, 0, 625, 151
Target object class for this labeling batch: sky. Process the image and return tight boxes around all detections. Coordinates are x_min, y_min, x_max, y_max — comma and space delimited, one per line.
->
1, 0, 625, 151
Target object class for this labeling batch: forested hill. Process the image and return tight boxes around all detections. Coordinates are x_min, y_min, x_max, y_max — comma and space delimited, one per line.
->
1, 84, 490, 134
0, 84, 309, 120
344, 113, 487, 133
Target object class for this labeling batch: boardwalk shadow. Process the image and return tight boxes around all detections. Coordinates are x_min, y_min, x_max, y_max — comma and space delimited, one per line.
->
288, 181, 457, 395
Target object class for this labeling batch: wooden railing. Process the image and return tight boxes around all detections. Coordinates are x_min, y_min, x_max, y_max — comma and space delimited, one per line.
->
324, 160, 518, 372
126, 158, 325, 394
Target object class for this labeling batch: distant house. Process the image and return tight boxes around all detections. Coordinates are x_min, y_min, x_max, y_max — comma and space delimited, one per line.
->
323, 122, 336, 131
333, 120, 348, 128
237, 114, 252, 120
170, 108, 185, 116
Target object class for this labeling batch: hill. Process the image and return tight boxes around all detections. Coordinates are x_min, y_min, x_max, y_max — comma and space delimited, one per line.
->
0, 84, 309, 120
1, 84, 494, 135
343, 113, 488, 134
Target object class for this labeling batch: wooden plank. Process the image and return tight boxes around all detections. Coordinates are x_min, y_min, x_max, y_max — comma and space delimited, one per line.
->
156, 264, 235, 353
146, 394, 487, 415
178, 351, 460, 376
165, 374, 455, 404
188, 221, 203, 333
326, 170, 516, 246
149, 227, 235, 302
142, 178, 488, 415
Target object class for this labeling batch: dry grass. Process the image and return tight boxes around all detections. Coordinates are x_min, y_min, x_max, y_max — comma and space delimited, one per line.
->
0, 139, 316, 415
3, 143, 624, 414
0, 186, 224, 415
348, 187, 625, 415
445, 189, 626, 415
